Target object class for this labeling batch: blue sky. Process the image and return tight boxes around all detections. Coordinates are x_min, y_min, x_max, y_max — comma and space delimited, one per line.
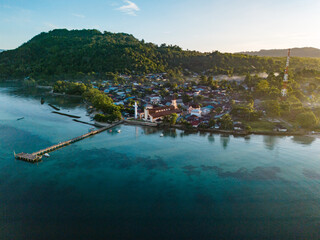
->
1, 0, 320, 52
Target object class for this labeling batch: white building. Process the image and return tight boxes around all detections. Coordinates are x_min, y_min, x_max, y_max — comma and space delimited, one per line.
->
188, 104, 202, 117
140, 99, 180, 123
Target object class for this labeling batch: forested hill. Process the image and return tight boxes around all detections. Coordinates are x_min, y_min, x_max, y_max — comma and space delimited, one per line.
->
238, 47, 320, 58
0, 29, 286, 81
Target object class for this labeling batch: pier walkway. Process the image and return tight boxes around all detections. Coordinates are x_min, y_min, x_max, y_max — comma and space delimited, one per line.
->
15, 121, 122, 163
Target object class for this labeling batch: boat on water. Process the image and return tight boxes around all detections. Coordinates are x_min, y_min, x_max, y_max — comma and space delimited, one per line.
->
17, 117, 24, 121
44, 153, 50, 158
160, 133, 164, 137
117, 130, 121, 133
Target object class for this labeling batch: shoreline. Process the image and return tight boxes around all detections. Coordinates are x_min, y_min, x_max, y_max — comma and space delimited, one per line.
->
123, 119, 312, 137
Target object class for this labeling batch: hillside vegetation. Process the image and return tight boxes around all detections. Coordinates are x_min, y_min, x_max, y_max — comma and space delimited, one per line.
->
0, 29, 283, 81
0, 29, 320, 82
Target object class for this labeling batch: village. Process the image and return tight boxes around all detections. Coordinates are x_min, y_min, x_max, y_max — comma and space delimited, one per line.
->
89, 73, 250, 131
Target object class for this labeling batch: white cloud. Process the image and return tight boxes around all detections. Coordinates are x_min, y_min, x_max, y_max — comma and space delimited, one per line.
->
117, 0, 140, 16
72, 13, 85, 18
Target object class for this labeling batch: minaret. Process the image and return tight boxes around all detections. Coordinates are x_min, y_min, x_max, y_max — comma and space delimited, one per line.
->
134, 101, 138, 119
171, 98, 177, 109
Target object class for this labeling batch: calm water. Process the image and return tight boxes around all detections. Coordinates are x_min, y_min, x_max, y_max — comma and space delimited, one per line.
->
1, 84, 320, 239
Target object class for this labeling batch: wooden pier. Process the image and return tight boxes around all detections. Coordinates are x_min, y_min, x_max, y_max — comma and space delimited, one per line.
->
15, 121, 122, 163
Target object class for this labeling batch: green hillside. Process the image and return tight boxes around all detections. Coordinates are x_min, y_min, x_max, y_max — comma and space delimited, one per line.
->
0, 29, 288, 81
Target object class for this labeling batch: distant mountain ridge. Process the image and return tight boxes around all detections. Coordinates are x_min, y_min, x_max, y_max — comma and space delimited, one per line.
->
238, 47, 320, 58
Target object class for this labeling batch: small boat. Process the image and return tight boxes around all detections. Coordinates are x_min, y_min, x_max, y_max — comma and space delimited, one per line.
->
117, 130, 121, 133
44, 153, 50, 158
109, 130, 112, 133
17, 117, 24, 121
160, 133, 164, 137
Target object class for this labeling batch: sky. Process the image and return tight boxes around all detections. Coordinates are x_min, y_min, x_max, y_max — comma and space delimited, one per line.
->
1, 0, 320, 52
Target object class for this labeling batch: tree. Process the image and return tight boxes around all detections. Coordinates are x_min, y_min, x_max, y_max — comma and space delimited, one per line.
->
182, 94, 192, 103
172, 83, 178, 89
245, 124, 252, 132
209, 119, 216, 128
231, 104, 258, 121
169, 113, 178, 126
268, 86, 280, 98
199, 75, 208, 85
244, 73, 253, 88
215, 107, 222, 114
263, 100, 280, 117
218, 114, 233, 130
296, 112, 318, 129
256, 80, 269, 97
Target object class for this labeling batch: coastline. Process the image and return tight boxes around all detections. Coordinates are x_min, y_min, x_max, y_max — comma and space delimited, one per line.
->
123, 119, 311, 137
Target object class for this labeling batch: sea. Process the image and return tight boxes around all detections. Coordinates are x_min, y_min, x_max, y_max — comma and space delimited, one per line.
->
0, 83, 320, 240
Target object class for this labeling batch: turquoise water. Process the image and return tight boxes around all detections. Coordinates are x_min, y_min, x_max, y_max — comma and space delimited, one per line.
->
1, 84, 320, 239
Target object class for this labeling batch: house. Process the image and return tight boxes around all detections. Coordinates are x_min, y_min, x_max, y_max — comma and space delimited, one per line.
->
146, 95, 161, 104
274, 124, 288, 132
114, 101, 124, 106
193, 91, 201, 96
191, 120, 200, 128
233, 121, 244, 131
188, 104, 202, 117
201, 106, 213, 115
117, 91, 126, 97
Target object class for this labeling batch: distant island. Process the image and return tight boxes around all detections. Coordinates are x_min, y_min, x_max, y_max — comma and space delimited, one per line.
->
238, 47, 320, 58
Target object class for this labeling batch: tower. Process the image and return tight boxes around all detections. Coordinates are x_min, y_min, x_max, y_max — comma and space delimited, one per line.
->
171, 99, 177, 109
134, 101, 138, 119
171, 95, 177, 109
281, 49, 291, 97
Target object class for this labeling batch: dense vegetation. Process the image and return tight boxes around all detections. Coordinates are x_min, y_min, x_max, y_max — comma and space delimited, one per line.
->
0, 28, 294, 81
226, 70, 320, 130
53, 81, 121, 122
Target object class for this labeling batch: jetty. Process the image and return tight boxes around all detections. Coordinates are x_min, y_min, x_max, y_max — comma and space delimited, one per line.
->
48, 103, 60, 111
73, 119, 98, 127
15, 121, 122, 163
52, 111, 81, 119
